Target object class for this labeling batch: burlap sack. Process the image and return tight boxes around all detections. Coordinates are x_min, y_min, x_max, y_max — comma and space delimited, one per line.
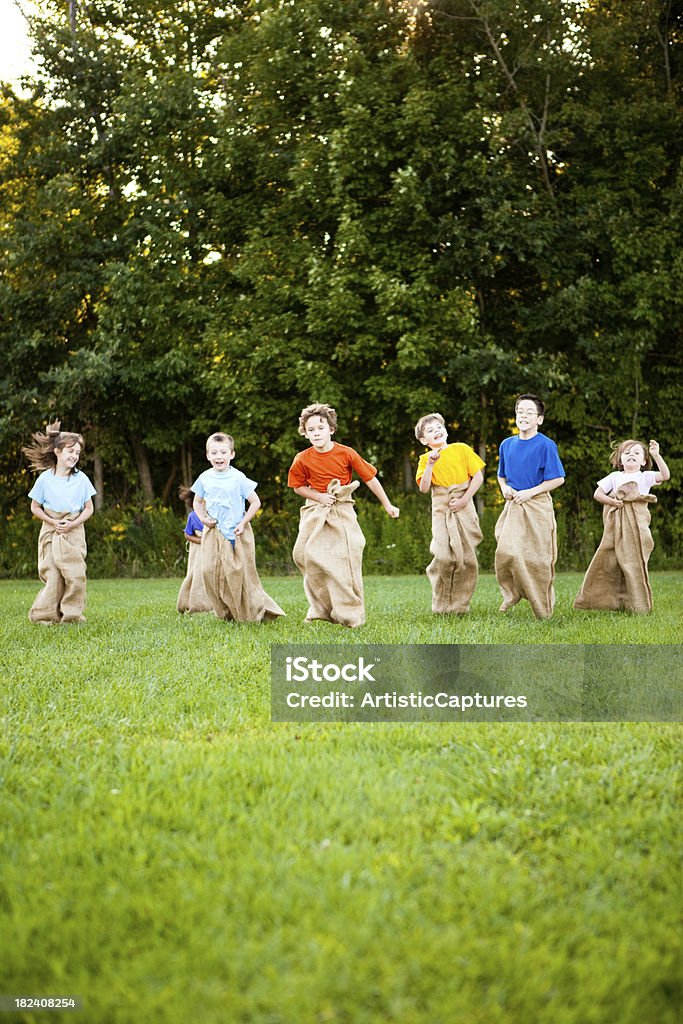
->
201, 522, 285, 622
427, 484, 483, 614
29, 510, 87, 624
494, 492, 557, 620
574, 482, 657, 614
292, 479, 366, 628
177, 540, 213, 614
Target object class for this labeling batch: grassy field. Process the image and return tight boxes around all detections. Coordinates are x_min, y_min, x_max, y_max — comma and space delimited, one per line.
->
0, 574, 681, 1023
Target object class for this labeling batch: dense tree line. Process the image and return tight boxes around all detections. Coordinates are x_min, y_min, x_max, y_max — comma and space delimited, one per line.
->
1, 0, 680, 556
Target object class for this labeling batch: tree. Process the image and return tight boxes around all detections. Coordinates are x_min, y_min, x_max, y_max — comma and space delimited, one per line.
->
0, 0, 680, 558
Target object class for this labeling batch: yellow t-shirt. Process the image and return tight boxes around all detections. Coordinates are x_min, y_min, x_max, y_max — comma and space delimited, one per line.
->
416, 443, 485, 487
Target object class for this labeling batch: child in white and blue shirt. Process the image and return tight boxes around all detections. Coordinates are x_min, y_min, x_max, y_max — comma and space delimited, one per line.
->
191, 432, 284, 622
23, 420, 96, 624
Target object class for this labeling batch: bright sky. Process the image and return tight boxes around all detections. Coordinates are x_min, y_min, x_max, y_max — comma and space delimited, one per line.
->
0, 0, 37, 84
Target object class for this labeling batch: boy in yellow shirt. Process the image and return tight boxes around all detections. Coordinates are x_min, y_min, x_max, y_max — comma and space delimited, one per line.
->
415, 413, 485, 614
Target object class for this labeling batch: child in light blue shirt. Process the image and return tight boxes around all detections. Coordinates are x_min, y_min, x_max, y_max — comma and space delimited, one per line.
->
29, 467, 96, 515
23, 420, 96, 624
191, 433, 284, 622
192, 465, 259, 543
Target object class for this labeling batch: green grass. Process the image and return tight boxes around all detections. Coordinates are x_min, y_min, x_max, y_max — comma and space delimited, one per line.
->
0, 575, 681, 1024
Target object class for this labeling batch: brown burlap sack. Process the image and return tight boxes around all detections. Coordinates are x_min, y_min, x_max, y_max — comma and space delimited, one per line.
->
201, 522, 285, 622
29, 510, 87, 624
494, 492, 557, 620
292, 479, 366, 628
574, 482, 657, 614
177, 540, 213, 614
427, 484, 483, 614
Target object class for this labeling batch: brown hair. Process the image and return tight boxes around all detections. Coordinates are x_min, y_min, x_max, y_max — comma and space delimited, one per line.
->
515, 394, 546, 416
22, 420, 85, 474
298, 403, 338, 435
414, 412, 445, 442
609, 439, 651, 471
206, 433, 234, 450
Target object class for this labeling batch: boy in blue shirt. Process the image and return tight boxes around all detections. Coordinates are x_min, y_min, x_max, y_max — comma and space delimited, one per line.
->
495, 395, 565, 619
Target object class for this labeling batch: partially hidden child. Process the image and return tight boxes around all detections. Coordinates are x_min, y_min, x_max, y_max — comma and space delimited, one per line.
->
415, 413, 485, 614
176, 485, 213, 614
192, 433, 284, 622
495, 394, 565, 619
288, 403, 400, 628
574, 439, 670, 614
23, 420, 96, 624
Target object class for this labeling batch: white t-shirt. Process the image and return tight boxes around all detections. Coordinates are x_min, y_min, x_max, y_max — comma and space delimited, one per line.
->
597, 470, 659, 496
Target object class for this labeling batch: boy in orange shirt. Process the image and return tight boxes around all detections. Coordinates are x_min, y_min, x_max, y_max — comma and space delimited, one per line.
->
288, 403, 399, 627
415, 413, 485, 613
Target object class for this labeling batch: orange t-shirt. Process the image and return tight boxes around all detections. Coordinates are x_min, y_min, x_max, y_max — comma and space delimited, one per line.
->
288, 443, 377, 492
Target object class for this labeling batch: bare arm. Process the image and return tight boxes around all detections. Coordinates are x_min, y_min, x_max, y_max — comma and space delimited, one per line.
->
449, 469, 484, 512
31, 499, 58, 526
234, 491, 261, 537
594, 486, 623, 509
512, 477, 565, 504
74, 499, 95, 527
418, 450, 441, 494
364, 475, 400, 518
497, 476, 516, 501
31, 498, 94, 533
649, 440, 670, 483
193, 494, 216, 527
293, 485, 336, 506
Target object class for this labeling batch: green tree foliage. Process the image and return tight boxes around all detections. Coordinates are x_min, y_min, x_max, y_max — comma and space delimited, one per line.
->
0, 0, 680, 557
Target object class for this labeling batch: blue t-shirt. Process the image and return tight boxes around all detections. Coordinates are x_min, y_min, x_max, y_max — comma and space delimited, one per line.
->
497, 433, 565, 490
191, 467, 257, 541
184, 510, 204, 538
28, 469, 97, 514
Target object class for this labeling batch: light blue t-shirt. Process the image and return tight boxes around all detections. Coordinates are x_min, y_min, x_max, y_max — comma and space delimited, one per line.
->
497, 433, 565, 490
28, 469, 97, 514
191, 467, 257, 541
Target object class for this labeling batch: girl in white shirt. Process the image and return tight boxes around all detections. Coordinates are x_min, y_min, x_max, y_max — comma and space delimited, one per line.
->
594, 438, 670, 507
574, 438, 670, 613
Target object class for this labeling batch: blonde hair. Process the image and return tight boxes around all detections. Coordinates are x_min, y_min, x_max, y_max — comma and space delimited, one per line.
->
22, 420, 85, 474
206, 433, 234, 450
415, 412, 445, 442
610, 439, 651, 471
298, 403, 338, 435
